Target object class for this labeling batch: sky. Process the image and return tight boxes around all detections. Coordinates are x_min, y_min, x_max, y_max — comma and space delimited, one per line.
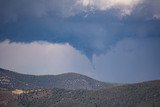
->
0, 0, 160, 83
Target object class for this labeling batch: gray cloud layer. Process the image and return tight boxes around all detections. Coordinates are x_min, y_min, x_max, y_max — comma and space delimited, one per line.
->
0, 0, 160, 59
0, 38, 159, 83
0, 0, 143, 22
0, 0, 159, 22
0, 0, 160, 83
93, 37, 160, 82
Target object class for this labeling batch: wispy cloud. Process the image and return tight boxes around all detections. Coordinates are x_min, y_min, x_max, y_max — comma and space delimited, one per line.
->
76, 0, 143, 15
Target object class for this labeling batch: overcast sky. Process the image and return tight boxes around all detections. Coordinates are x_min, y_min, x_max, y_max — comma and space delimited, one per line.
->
0, 0, 160, 83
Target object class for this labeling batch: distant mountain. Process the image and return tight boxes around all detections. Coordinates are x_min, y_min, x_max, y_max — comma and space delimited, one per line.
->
0, 80, 160, 107
0, 68, 113, 90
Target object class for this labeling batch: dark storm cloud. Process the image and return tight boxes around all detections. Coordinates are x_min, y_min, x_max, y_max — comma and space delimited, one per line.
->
0, 0, 160, 59
0, 0, 78, 22
0, 0, 160, 83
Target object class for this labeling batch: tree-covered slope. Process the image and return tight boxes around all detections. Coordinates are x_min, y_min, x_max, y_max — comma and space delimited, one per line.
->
0, 68, 113, 90
1, 80, 159, 107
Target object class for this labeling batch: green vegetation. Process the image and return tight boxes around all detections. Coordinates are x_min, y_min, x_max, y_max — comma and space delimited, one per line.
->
16, 80, 160, 107
0, 68, 160, 107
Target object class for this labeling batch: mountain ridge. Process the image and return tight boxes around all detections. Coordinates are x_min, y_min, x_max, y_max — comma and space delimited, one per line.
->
0, 68, 160, 107
0, 68, 113, 90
